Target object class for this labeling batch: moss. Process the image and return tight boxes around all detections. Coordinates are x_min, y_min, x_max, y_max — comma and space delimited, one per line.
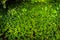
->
0, 2, 59, 40
0, 0, 60, 40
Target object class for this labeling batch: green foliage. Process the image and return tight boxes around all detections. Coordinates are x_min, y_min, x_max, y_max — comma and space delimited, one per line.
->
0, 0, 60, 40
0, 0, 58, 8
0, 0, 7, 8
0, 2, 59, 40
30, 0, 59, 3
0, 0, 60, 8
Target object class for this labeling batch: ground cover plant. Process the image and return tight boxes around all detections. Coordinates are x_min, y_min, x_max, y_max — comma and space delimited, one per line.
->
0, 0, 60, 40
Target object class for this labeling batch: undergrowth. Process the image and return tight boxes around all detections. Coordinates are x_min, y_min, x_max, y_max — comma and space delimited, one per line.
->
0, 0, 60, 40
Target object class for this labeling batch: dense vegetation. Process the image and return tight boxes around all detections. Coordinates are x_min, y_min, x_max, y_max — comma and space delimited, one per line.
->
0, 0, 60, 40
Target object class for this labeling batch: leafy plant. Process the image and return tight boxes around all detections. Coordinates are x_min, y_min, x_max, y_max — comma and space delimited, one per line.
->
0, 2, 59, 40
